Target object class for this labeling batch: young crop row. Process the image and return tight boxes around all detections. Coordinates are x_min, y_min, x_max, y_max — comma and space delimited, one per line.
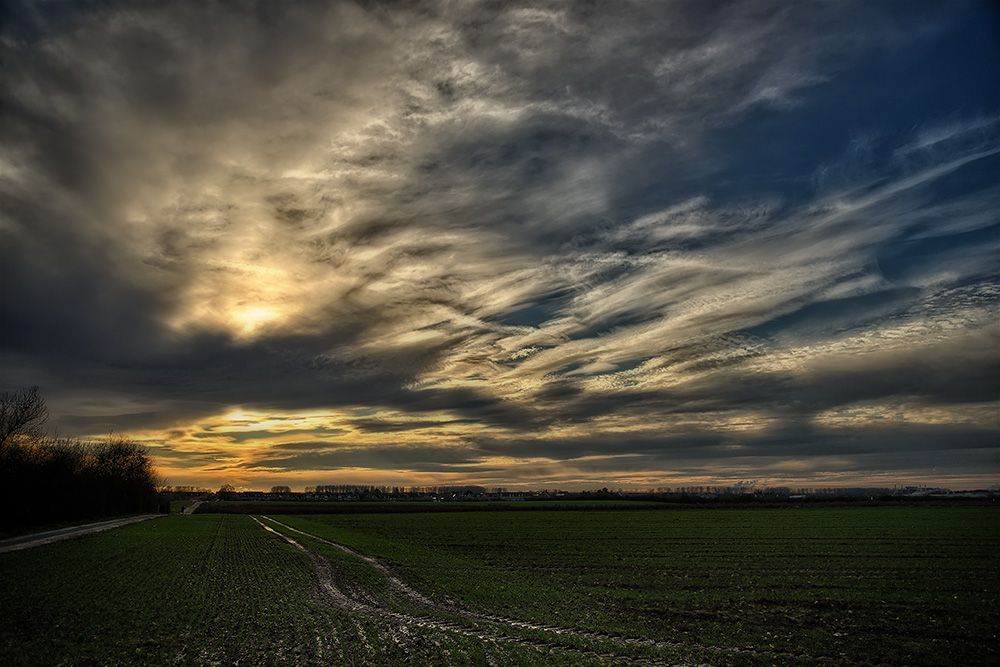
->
3, 507, 997, 666
1, 513, 616, 666
273, 507, 1000, 666
255, 515, 681, 666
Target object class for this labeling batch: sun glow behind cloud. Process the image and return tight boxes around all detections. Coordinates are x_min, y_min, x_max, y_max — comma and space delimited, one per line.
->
1, 1, 997, 490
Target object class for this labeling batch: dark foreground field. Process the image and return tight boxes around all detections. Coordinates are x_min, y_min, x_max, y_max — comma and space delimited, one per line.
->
1, 506, 996, 666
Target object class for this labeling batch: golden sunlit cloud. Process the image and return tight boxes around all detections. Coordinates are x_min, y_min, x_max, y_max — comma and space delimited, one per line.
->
232, 306, 282, 338
2, 1, 996, 493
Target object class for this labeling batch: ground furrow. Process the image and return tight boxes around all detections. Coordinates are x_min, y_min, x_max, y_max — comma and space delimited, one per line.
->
253, 516, 693, 667
256, 516, 843, 666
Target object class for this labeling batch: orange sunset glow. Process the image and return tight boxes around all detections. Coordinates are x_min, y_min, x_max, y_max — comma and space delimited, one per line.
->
1, 1, 997, 492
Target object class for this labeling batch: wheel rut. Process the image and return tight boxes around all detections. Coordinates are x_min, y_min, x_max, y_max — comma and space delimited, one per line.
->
253, 516, 835, 666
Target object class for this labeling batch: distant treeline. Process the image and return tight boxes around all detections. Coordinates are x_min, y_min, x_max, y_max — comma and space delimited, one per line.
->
0, 387, 163, 532
307, 484, 491, 495
200, 496, 998, 517
200, 501, 654, 515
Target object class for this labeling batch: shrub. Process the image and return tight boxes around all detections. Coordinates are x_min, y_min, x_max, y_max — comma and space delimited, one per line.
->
0, 389, 162, 531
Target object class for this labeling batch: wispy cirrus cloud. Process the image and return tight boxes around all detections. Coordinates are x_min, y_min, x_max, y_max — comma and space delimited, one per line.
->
1, 0, 996, 489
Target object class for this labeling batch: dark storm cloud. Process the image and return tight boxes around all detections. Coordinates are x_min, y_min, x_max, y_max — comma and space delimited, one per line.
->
350, 418, 478, 433
473, 423, 996, 467
1, 0, 997, 487
241, 442, 492, 474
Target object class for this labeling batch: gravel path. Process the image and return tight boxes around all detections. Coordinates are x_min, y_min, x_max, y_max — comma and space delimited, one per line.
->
0, 515, 162, 554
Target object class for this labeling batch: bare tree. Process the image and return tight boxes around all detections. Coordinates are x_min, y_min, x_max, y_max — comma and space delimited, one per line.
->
0, 386, 48, 452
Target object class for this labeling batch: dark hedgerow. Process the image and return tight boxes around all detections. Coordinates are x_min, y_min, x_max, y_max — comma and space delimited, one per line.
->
0, 387, 163, 532
0, 434, 162, 533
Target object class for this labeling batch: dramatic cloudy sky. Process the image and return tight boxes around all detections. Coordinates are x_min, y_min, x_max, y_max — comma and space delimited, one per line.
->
1, 1, 997, 491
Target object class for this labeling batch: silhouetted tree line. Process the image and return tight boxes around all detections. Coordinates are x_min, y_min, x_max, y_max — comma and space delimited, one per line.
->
0, 387, 164, 532
310, 484, 396, 495
306, 484, 490, 496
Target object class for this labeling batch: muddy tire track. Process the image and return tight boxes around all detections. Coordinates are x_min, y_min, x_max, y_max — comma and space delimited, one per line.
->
255, 516, 837, 666
253, 517, 684, 666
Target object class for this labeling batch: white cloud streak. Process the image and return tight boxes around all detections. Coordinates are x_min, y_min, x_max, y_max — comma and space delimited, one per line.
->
1, 0, 995, 487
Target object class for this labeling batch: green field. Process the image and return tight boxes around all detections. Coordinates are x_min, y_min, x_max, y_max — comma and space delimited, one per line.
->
169, 499, 195, 513
1, 507, 997, 666
0, 514, 560, 666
